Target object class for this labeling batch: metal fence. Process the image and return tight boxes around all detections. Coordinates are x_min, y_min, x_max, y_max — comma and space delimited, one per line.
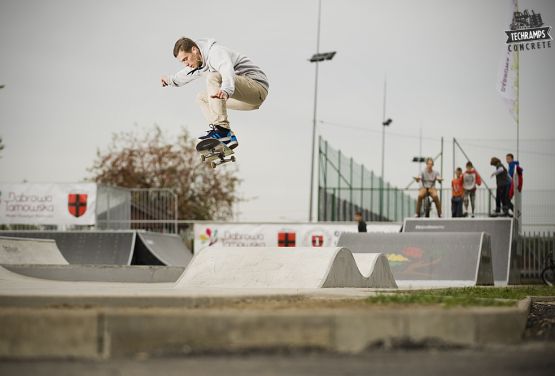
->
318, 137, 416, 221
97, 188, 178, 233
519, 232, 555, 283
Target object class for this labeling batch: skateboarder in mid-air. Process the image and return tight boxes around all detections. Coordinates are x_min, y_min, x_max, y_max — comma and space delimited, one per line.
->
160, 37, 269, 150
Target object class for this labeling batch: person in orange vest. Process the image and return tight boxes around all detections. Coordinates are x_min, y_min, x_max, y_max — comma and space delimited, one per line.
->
451, 167, 464, 218
462, 161, 482, 217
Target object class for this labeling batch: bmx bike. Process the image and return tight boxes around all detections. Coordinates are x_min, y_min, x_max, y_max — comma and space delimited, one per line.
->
541, 252, 555, 286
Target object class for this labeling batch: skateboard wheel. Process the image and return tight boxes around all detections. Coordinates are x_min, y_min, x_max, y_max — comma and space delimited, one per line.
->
231, 156, 236, 162
200, 155, 206, 162
210, 161, 217, 169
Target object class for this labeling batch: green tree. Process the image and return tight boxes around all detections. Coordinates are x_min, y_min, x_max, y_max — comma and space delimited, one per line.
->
88, 125, 240, 220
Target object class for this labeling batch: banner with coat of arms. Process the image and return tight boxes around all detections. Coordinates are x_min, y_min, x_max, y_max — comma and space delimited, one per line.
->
0, 183, 97, 225
193, 223, 401, 253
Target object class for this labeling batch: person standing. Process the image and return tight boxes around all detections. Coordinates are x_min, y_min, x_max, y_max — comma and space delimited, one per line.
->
462, 161, 482, 217
354, 211, 367, 232
506, 153, 523, 213
451, 167, 464, 218
490, 157, 511, 216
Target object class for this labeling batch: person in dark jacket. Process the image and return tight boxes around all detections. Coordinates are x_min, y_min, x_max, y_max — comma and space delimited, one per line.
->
506, 153, 523, 213
490, 157, 511, 216
354, 211, 367, 232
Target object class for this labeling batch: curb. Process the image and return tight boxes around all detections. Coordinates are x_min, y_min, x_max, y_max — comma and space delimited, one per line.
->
0, 297, 531, 359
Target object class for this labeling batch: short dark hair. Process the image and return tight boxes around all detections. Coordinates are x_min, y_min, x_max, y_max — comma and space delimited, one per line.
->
490, 157, 501, 166
506, 153, 514, 159
456, 167, 462, 172
173, 37, 198, 57
355, 211, 363, 216
425, 157, 434, 165
466, 161, 473, 168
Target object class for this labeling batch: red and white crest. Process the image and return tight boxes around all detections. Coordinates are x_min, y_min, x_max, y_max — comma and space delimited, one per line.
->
68, 193, 88, 218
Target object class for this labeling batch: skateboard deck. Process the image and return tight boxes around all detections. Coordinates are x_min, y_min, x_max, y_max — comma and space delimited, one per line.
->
196, 138, 236, 168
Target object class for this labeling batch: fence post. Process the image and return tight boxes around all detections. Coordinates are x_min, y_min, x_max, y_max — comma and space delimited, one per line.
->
350, 157, 353, 221
370, 171, 374, 219
360, 164, 364, 219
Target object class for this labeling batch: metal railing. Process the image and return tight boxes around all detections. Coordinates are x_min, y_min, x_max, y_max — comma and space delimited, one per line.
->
519, 232, 555, 283
96, 188, 178, 233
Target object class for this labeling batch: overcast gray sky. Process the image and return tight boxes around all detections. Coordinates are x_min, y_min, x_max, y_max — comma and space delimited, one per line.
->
0, 0, 554, 221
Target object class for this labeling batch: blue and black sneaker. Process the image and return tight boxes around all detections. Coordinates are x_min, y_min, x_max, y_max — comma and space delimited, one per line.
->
198, 124, 238, 149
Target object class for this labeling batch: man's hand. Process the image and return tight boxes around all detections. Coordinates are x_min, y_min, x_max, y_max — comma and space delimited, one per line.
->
414, 176, 421, 182
210, 90, 229, 100
160, 76, 169, 87
437, 178, 443, 183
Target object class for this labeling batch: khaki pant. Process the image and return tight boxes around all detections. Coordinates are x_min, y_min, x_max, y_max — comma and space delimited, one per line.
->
196, 72, 268, 129
416, 187, 442, 217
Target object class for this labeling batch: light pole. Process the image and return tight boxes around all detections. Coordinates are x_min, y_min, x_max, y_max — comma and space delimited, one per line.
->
379, 117, 392, 219
307, 0, 336, 222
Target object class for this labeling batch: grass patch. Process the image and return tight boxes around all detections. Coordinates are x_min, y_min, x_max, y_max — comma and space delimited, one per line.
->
367, 286, 555, 308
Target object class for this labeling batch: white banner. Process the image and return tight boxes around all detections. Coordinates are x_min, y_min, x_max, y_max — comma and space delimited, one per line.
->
0, 183, 97, 225
193, 223, 401, 253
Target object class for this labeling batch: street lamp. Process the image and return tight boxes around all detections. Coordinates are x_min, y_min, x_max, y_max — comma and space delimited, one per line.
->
308, 50, 336, 222
306, 0, 336, 223
379, 117, 392, 219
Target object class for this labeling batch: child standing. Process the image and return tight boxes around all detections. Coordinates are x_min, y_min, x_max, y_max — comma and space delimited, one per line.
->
451, 167, 464, 218
462, 161, 482, 217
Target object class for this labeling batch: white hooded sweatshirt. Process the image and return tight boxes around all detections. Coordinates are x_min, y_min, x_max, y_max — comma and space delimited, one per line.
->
168, 38, 269, 97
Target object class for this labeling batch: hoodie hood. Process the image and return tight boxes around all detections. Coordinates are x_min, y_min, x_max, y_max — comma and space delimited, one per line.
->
195, 38, 216, 68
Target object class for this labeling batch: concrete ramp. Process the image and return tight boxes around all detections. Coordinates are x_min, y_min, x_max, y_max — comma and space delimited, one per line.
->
402, 218, 517, 284
136, 232, 192, 266
0, 231, 135, 265
338, 232, 494, 287
0, 231, 192, 267
3, 265, 184, 283
0, 236, 68, 265
177, 247, 397, 289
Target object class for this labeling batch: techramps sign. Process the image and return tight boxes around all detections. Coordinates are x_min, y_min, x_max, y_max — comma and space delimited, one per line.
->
338, 232, 494, 287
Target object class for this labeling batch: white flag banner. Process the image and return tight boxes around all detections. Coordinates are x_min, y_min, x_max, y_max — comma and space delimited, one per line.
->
193, 223, 402, 253
0, 183, 97, 225
498, 0, 519, 123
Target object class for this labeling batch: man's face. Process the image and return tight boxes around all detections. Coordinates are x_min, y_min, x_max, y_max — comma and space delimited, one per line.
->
506, 155, 513, 164
456, 170, 462, 177
426, 160, 434, 171
466, 166, 472, 172
176, 47, 202, 69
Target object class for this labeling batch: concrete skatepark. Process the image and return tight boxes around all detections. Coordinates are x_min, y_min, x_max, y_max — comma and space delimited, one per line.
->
0, 218, 540, 359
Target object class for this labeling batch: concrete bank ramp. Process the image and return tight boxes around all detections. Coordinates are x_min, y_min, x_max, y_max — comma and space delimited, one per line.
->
338, 232, 494, 287
0, 236, 68, 265
177, 247, 397, 289
402, 218, 517, 284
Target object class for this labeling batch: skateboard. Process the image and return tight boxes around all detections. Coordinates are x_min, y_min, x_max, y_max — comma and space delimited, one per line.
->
196, 138, 236, 168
